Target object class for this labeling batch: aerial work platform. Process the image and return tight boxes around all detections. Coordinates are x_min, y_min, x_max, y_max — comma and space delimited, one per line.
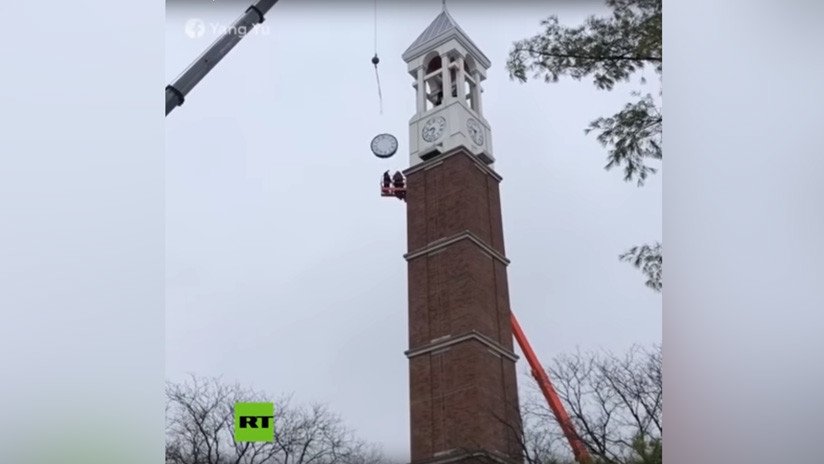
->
380, 172, 407, 201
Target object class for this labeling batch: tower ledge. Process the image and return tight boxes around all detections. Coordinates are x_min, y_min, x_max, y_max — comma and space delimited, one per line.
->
403, 229, 510, 266
403, 146, 501, 181
404, 330, 519, 362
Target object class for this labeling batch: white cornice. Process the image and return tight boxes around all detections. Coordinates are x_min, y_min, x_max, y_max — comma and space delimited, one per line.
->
405, 330, 519, 362
404, 230, 509, 266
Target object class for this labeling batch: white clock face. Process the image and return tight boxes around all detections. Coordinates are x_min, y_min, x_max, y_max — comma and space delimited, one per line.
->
422, 116, 446, 143
370, 133, 398, 158
466, 118, 484, 146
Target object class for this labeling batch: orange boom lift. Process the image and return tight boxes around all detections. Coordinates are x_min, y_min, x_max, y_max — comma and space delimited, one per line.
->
511, 313, 592, 464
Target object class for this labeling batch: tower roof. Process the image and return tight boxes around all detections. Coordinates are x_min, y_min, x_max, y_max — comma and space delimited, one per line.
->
402, 8, 491, 68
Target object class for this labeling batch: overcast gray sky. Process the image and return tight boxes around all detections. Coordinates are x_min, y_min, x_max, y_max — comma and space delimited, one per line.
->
165, 0, 661, 459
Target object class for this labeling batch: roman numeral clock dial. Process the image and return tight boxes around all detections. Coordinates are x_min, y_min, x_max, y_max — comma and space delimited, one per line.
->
371, 133, 398, 158
422, 116, 446, 143
466, 117, 484, 146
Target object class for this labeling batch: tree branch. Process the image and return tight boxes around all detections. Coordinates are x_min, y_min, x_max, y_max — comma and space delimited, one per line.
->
516, 47, 661, 63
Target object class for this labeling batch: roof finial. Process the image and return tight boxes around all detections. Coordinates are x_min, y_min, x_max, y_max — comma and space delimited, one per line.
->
442, 0, 447, 11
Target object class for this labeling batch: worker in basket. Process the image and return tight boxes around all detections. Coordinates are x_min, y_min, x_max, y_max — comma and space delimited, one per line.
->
392, 171, 405, 189
382, 171, 392, 189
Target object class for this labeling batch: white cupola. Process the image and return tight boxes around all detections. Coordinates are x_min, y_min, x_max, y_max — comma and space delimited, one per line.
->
403, 5, 493, 167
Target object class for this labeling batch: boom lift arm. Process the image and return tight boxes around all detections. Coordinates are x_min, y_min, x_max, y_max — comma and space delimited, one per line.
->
511, 313, 592, 464
165, 0, 280, 116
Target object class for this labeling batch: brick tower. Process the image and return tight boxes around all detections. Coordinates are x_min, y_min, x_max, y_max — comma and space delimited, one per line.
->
401, 6, 523, 463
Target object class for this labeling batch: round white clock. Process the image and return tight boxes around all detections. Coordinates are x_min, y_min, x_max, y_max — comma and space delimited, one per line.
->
466, 118, 484, 146
370, 133, 398, 158
422, 116, 446, 143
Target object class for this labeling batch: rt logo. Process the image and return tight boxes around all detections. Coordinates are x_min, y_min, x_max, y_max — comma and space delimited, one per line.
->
234, 402, 275, 442
184, 18, 206, 39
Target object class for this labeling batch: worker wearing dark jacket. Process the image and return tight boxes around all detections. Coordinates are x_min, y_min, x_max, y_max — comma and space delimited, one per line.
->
392, 171, 405, 189
382, 171, 391, 188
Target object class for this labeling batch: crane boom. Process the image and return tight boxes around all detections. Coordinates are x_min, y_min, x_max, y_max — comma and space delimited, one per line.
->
165, 0, 280, 116
511, 313, 592, 464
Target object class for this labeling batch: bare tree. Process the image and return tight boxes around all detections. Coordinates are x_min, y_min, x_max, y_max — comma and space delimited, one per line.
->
516, 345, 662, 464
166, 375, 386, 464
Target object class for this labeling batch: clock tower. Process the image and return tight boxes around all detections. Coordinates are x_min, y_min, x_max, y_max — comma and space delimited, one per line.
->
404, 5, 493, 168
402, 5, 524, 464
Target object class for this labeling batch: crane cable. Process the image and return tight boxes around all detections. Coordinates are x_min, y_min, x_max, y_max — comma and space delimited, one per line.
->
372, 0, 383, 115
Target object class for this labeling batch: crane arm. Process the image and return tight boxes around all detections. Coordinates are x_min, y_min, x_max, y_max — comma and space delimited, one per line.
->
165, 0, 280, 116
510, 312, 592, 464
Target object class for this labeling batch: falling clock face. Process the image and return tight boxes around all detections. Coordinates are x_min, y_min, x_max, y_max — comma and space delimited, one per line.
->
422, 116, 446, 143
370, 133, 398, 158
466, 118, 484, 146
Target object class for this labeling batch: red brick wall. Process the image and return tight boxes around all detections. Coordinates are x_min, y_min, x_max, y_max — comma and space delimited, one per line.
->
405, 150, 523, 463
406, 153, 506, 253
